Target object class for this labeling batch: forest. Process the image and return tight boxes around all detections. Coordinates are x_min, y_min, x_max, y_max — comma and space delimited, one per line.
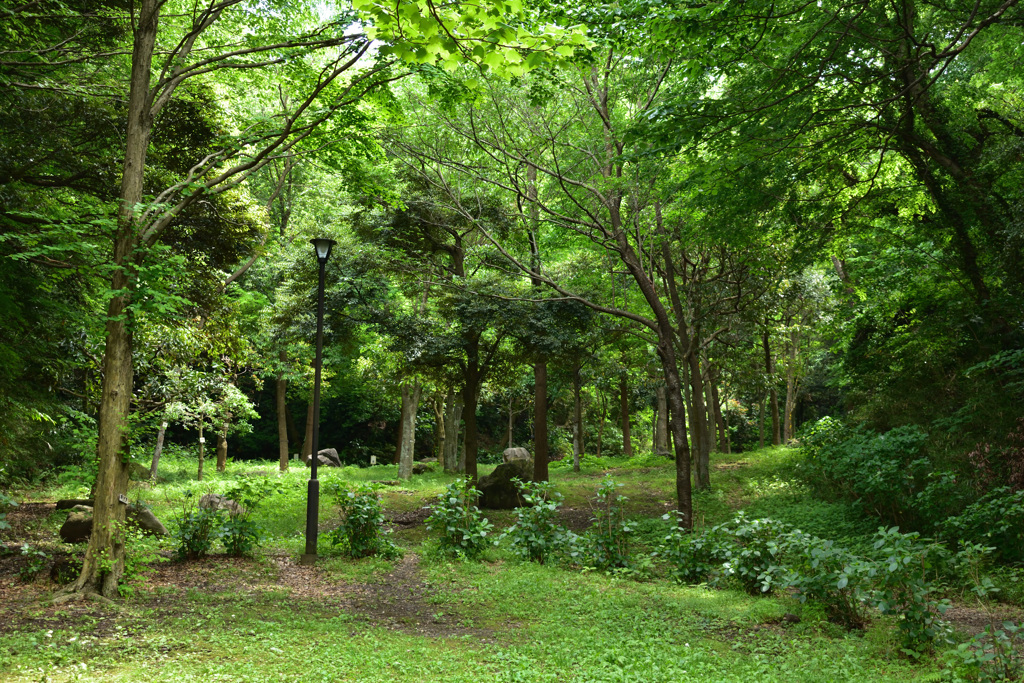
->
1, 0, 1023, 680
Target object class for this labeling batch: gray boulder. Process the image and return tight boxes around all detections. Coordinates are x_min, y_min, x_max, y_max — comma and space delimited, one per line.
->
59, 503, 168, 544
503, 447, 532, 463
478, 459, 533, 509
199, 493, 245, 517
317, 448, 342, 467
129, 461, 151, 480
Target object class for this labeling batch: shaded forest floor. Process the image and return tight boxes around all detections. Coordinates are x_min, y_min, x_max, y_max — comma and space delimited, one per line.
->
1, 447, 1021, 681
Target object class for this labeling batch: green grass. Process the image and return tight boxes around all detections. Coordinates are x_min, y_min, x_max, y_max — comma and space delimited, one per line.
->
0, 446, 951, 681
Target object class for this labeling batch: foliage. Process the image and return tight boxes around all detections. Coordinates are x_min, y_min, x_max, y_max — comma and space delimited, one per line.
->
121, 525, 170, 598
945, 621, 1024, 683
171, 491, 225, 561
781, 531, 874, 628
326, 483, 401, 560
0, 493, 15, 531
940, 488, 1024, 564
18, 543, 48, 582
218, 477, 279, 557
501, 479, 572, 564
425, 478, 493, 559
580, 477, 636, 572
868, 527, 952, 656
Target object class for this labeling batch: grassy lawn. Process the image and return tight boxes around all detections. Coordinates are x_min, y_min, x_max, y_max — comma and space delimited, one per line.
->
0, 447, 1001, 681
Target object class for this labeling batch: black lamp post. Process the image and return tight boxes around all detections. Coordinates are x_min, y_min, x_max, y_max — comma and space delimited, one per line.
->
300, 237, 336, 565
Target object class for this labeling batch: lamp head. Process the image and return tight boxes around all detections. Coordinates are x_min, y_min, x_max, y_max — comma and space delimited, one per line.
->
310, 238, 336, 263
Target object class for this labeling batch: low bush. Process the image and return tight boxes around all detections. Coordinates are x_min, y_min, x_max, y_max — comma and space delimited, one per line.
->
172, 492, 224, 560
425, 478, 493, 559
945, 621, 1024, 682
940, 488, 1024, 563
581, 476, 636, 571
219, 476, 278, 557
326, 483, 400, 560
782, 530, 874, 628
502, 479, 572, 564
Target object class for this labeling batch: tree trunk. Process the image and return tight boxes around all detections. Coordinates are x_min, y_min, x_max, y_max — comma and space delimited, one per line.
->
301, 399, 314, 462
784, 328, 799, 442
197, 422, 206, 482
596, 390, 606, 458
687, 351, 712, 491
461, 380, 479, 481
655, 386, 669, 455
764, 330, 781, 446
704, 366, 718, 454
397, 381, 422, 480
277, 349, 288, 471
392, 411, 403, 465
70, 0, 158, 597
443, 391, 461, 473
215, 423, 228, 472
709, 368, 728, 454
620, 374, 632, 457
150, 421, 167, 478
572, 357, 583, 472
433, 392, 446, 461
533, 360, 549, 481
758, 397, 766, 449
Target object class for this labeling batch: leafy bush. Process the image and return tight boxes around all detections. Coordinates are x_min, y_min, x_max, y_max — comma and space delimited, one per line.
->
657, 513, 731, 584
582, 476, 636, 571
219, 476, 278, 557
782, 530, 875, 627
172, 491, 225, 560
18, 543, 48, 582
0, 493, 15, 531
940, 488, 1024, 563
326, 483, 400, 559
868, 527, 952, 656
426, 478, 493, 559
945, 621, 1024, 682
716, 513, 792, 594
502, 479, 572, 564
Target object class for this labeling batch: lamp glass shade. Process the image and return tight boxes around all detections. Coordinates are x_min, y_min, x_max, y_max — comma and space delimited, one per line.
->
310, 238, 336, 262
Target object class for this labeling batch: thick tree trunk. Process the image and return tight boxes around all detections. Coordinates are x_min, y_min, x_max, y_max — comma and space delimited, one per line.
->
655, 386, 669, 456
392, 411, 403, 465
443, 391, 462, 473
461, 380, 479, 481
150, 421, 167, 478
215, 423, 228, 472
71, 0, 158, 597
534, 360, 549, 480
620, 374, 632, 457
277, 350, 289, 471
397, 381, 422, 480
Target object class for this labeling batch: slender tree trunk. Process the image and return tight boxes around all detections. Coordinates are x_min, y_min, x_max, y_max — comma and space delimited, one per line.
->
215, 423, 228, 472
687, 352, 712, 490
507, 395, 515, 450
572, 356, 583, 465
620, 374, 632, 457
302, 400, 314, 462
709, 370, 728, 454
758, 397, 766, 449
397, 381, 422, 480
197, 422, 206, 481
443, 391, 461, 473
150, 421, 167, 478
71, 0, 158, 597
764, 330, 781, 446
655, 386, 669, 455
461, 379, 480, 481
704, 367, 718, 453
285, 403, 300, 454
433, 392, 446, 460
784, 328, 799, 442
533, 360, 548, 481
277, 349, 289, 471
596, 390, 606, 458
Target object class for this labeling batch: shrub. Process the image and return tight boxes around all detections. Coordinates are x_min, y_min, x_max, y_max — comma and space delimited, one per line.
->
715, 513, 792, 595
782, 530, 875, 628
0, 493, 15, 531
172, 491, 225, 560
18, 543, 48, 582
657, 513, 731, 584
945, 621, 1024, 682
426, 478, 493, 559
219, 476, 278, 557
326, 483, 400, 560
940, 488, 1024, 563
582, 476, 636, 571
868, 527, 952, 656
502, 479, 572, 564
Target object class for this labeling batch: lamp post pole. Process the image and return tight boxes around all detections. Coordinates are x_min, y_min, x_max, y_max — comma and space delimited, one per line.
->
301, 238, 335, 565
